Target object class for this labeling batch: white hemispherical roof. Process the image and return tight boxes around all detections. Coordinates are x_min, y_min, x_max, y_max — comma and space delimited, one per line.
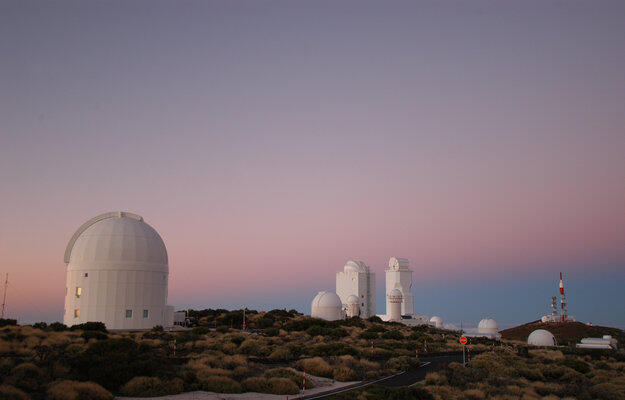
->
389, 288, 403, 298
346, 295, 360, 304
65, 212, 168, 272
388, 257, 410, 270
430, 316, 443, 323
311, 291, 342, 309
344, 260, 368, 273
527, 329, 557, 346
478, 318, 498, 330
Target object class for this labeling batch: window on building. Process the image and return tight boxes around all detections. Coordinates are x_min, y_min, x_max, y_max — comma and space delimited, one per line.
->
143, 309, 149, 318
75, 287, 82, 298
84, 273, 88, 277
74, 309, 79, 318
362, 303, 364, 307
125, 310, 133, 318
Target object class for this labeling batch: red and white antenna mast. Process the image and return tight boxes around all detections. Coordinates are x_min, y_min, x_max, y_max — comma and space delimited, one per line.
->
559, 272, 567, 322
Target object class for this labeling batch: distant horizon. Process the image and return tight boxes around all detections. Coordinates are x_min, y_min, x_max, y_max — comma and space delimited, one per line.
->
2, 1, 624, 329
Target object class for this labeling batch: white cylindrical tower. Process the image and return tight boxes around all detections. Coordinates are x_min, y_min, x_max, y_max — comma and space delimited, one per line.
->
346, 295, 360, 318
385, 257, 414, 316
63, 212, 173, 330
388, 289, 403, 322
311, 291, 344, 321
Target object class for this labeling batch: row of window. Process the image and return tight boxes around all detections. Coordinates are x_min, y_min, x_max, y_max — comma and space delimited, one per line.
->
73, 309, 150, 318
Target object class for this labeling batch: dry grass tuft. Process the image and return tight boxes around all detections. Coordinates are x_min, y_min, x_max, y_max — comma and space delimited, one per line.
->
47, 380, 113, 400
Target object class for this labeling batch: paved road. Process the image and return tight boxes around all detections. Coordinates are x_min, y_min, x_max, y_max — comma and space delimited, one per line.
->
378, 354, 464, 387
299, 353, 465, 399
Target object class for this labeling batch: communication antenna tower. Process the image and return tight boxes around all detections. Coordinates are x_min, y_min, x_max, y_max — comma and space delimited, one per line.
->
1, 273, 7, 319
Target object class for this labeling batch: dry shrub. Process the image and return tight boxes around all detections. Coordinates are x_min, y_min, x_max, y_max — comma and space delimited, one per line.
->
468, 352, 517, 378
591, 382, 625, 400
268, 346, 293, 361
47, 380, 113, 400
425, 372, 444, 385
529, 349, 564, 361
264, 368, 313, 389
197, 367, 233, 378
531, 381, 562, 397
427, 384, 460, 400
42, 333, 72, 347
199, 376, 242, 393
242, 377, 269, 392
332, 366, 356, 381
463, 388, 485, 399
9, 363, 45, 392
266, 377, 299, 395
297, 357, 333, 378
0, 385, 30, 400
120, 376, 183, 397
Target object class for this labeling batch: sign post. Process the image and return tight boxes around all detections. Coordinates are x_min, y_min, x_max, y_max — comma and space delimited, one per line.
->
460, 336, 468, 366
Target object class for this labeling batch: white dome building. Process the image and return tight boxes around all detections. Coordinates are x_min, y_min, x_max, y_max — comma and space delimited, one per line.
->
311, 291, 344, 321
336, 260, 376, 318
345, 295, 360, 318
478, 318, 499, 335
63, 212, 174, 330
430, 316, 443, 329
527, 329, 557, 347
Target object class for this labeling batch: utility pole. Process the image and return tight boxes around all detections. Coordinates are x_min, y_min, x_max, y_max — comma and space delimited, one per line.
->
242, 307, 246, 331
1, 273, 8, 319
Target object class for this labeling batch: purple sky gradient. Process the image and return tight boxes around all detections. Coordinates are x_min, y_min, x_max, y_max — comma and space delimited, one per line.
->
1, 0, 624, 328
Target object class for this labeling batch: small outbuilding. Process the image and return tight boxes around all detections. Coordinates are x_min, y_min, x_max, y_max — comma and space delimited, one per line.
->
430, 316, 443, 329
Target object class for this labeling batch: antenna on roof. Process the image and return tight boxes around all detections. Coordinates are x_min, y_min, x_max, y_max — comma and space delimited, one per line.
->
1, 273, 8, 319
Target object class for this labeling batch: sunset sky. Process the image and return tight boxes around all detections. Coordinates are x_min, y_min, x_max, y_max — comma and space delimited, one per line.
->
1, 0, 624, 328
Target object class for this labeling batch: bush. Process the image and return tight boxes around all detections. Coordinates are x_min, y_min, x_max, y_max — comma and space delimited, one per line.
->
216, 326, 229, 334
359, 331, 378, 340
32, 322, 48, 330
264, 327, 280, 337
191, 326, 211, 335
329, 327, 349, 338
367, 316, 383, 323
308, 343, 358, 357
9, 363, 45, 392
268, 346, 293, 361
0, 318, 17, 327
381, 330, 403, 340
0, 385, 29, 400
266, 377, 299, 394
49, 322, 68, 331
71, 338, 165, 391
69, 322, 107, 332
120, 376, 184, 397
256, 317, 275, 329
242, 377, 268, 392
81, 331, 108, 341
297, 357, 333, 378
306, 325, 324, 336
561, 358, 591, 374
265, 368, 313, 389
199, 376, 242, 393
47, 380, 113, 400
333, 366, 357, 381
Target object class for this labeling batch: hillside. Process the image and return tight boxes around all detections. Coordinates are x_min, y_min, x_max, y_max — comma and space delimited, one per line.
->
500, 320, 625, 347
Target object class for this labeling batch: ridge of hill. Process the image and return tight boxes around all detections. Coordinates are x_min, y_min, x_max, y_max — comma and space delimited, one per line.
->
500, 320, 625, 347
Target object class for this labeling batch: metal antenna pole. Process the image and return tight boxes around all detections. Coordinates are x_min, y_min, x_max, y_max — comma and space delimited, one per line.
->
1, 273, 8, 319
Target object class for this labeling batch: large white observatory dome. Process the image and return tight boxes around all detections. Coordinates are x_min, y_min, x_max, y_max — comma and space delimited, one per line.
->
311, 291, 344, 321
527, 329, 557, 347
63, 212, 174, 330
478, 318, 499, 334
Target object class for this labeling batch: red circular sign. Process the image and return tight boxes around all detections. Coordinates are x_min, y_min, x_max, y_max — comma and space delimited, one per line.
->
460, 336, 468, 345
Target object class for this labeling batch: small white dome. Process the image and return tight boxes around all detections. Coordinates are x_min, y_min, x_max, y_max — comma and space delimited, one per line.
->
478, 318, 498, 334
344, 260, 368, 273
430, 316, 443, 328
311, 291, 344, 321
346, 295, 360, 304
527, 329, 557, 347
389, 288, 403, 298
